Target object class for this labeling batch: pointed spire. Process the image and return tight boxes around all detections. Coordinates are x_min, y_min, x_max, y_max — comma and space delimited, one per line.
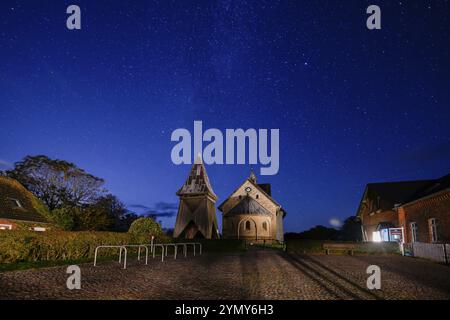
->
249, 168, 257, 183
176, 153, 217, 200
194, 152, 202, 164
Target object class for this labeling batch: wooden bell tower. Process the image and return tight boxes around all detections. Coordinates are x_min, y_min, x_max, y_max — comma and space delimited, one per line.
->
173, 154, 220, 239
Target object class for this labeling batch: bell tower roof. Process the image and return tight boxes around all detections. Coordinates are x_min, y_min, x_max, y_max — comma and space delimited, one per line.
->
176, 155, 217, 200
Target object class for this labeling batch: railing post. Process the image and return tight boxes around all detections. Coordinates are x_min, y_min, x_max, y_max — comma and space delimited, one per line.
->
143, 245, 149, 265
122, 247, 127, 269
94, 247, 99, 266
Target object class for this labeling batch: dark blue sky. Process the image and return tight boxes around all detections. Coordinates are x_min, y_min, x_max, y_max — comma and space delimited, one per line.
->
1, 0, 449, 232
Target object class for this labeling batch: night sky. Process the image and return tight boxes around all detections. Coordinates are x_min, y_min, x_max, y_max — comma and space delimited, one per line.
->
1, 1, 449, 232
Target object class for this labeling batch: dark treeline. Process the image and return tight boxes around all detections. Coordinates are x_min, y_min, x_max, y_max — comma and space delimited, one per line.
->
285, 216, 362, 241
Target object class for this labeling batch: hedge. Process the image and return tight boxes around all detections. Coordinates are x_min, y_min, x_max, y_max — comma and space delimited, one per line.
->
286, 239, 401, 255
0, 231, 170, 264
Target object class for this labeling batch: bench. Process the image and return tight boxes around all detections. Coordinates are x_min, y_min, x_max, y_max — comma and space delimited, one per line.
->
323, 243, 357, 256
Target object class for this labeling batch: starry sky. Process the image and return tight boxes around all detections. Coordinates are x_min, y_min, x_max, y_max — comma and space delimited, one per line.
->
1, 0, 449, 232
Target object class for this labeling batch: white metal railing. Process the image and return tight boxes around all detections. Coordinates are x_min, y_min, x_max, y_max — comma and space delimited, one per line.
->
121, 245, 149, 265
152, 244, 165, 262
94, 245, 128, 269
93, 241, 203, 268
184, 242, 202, 256
164, 243, 178, 259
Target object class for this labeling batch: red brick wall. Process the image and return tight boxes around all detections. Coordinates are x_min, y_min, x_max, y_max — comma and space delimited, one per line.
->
399, 190, 450, 243
361, 209, 399, 241
0, 219, 17, 230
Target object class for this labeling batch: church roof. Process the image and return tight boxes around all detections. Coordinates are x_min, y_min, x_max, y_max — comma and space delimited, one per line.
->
176, 154, 218, 200
218, 175, 282, 211
227, 195, 271, 216
0, 177, 49, 223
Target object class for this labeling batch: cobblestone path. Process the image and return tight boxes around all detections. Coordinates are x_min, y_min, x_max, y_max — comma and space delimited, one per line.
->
1, 249, 449, 299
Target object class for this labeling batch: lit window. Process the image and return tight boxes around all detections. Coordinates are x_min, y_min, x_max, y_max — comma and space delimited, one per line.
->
428, 218, 438, 243
33, 227, 46, 232
410, 222, 418, 242
372, 231, 381, 242
0, 224, 12, 230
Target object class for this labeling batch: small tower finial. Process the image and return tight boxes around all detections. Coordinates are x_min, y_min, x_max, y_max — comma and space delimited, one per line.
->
194, 152, 202, 164
249, 168, 257, 183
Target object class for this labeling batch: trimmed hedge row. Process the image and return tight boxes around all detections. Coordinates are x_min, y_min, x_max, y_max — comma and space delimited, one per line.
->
286, 239, 401, 255
0, 231, 170, 264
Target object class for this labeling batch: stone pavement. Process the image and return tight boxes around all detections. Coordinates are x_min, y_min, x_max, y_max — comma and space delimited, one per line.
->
1, 249, 449, 300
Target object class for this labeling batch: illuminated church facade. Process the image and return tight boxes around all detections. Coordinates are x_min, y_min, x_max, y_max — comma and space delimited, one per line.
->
174, 156, 286, 242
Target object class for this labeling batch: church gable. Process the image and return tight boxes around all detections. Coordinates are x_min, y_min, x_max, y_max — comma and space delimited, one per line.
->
219, 179, 279, 216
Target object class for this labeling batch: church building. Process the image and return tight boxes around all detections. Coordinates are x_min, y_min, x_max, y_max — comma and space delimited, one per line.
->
219, 172, 286, 243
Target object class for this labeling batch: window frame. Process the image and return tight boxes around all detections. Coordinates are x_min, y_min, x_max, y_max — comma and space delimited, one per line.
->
428, 218, 438, 243
410, 222, 418, 242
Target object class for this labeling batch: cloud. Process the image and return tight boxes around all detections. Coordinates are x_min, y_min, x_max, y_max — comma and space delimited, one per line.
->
128, 204, 151, 210
0, 159, 12, 169
329, 218, 342, 228
128, 202, 178, 218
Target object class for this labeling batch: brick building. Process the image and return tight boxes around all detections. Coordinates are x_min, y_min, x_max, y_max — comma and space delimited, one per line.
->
357, 174, 450, 243
398, 174, 450, 243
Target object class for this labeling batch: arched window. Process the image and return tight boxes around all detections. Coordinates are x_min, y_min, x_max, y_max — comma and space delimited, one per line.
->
262, 221, 267, 231
245, 221, 251, 230
256, 194, 259, 199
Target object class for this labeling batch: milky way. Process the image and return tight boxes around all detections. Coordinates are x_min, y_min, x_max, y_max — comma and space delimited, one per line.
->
0, 0, 449, 231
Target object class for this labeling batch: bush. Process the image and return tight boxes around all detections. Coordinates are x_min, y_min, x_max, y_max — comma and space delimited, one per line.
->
128, 217, 164, 244
49, 207, 75, 231
0, 231, 132, 264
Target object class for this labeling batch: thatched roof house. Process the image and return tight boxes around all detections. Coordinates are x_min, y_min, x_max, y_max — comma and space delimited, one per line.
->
0, 176, 50, 231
